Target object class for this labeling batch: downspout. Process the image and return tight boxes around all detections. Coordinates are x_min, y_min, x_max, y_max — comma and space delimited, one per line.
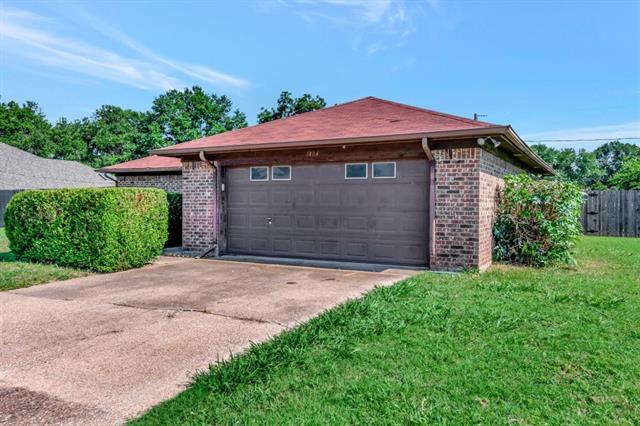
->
100, 172, 117, 183
421, 137, 436, 269
421, 136, 433, 161
196, 151, 218, 259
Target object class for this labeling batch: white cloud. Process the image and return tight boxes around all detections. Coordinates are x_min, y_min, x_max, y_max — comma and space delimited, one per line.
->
367, 43, 384, 54
292, 0, 422, 52
424, 0, 441, 13
317, 0, 410, 28
74, 11, 250, 90
0, 6, 249, 92
0, 20, 180, 91
299, 0, 395, 25
0, 7, 52, 22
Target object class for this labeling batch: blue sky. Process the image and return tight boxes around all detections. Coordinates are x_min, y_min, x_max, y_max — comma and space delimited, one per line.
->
1, 0, 639, 150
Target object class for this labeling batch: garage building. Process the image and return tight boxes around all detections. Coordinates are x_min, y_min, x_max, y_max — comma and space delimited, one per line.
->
150, 97, 553, 271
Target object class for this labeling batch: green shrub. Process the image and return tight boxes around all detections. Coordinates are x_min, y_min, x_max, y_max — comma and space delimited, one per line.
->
166, 192, 182, 248
4, 188, 168, 272
493, 174, 583, 266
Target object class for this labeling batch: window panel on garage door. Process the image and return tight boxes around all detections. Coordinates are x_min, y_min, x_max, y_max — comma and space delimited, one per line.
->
225, 159, 429, 266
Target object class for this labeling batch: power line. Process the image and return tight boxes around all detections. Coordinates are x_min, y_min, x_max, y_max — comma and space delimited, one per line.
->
525, 137, 640, 143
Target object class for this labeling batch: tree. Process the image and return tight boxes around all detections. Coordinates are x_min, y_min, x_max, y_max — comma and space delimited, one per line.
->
609, 157, 640, 189
150, 86, 247, 145
0, 88, 247, 168
530, 144, 560, 166
568, 149, 606, 189
50, 110, 164, 168
258, 91, 326, 123
593, 141, 640, 186
84, 105, 151, 168
531, 144, 605, 188
49, 118, 88, 162
0, 99, 52, 157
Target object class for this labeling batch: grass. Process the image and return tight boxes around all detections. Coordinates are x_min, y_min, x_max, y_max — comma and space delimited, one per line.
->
0, 227, 88, 291
132, 237, 640, 425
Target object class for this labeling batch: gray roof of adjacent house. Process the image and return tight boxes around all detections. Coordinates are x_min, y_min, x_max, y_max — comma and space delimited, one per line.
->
0, 143, 114, 190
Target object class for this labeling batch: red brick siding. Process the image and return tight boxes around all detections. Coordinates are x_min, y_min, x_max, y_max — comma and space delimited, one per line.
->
179, 146, 523, 267
432, 147, 523, 271
182, 160, 217, 251
432, 148, 481, 270
116, 174, 182, 193
478, 150, 524, 270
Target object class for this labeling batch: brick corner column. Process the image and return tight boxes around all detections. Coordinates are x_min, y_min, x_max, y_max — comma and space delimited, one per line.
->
477, 149, 526, 272
431, 147, 481, 271
181, 160, 217, 252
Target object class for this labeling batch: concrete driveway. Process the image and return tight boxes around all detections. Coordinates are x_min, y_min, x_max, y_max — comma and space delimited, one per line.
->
0, 257, 416, 425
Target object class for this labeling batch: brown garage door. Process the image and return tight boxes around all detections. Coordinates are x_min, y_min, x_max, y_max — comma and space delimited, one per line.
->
225, 159, 429, 266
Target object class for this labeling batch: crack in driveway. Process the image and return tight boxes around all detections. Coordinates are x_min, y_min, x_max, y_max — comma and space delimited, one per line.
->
111, 302, 289, 328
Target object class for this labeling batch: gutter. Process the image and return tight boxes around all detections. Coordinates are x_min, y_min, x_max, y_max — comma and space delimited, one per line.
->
503, 126, 555, 175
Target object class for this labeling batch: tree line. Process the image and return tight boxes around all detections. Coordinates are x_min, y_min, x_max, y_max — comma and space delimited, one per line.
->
531, 142, 640, 190
0, 87, 325, 168
1, 87, 637, 188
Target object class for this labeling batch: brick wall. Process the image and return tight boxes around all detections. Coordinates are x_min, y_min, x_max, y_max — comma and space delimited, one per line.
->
478, 149, 524, 270
116, 173, 182, 193
177, 146, 523, 267
432, 147, 523, 271
182, 160, 217, 252
432, 148, 481, 271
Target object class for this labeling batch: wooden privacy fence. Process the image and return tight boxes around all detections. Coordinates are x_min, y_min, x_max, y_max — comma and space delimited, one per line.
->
0, 190, 21, 227
582, 190, 640, 237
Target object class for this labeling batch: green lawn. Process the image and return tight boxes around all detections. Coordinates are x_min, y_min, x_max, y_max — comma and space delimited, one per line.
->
0, 227, 88, 291
132, 237, 640, 425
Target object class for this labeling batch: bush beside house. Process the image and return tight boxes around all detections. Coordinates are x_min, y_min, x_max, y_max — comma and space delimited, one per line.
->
4, 188, 168, 272
493, 174, 583, 266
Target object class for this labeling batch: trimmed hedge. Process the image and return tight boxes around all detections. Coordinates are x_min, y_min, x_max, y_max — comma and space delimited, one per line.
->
4, 188, 168, 272
166, 192, 182, 248
493, 174, 583, 266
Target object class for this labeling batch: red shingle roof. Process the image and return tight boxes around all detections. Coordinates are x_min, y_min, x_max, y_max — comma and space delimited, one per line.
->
100, 155, 181, 173
154, 97, 499, 154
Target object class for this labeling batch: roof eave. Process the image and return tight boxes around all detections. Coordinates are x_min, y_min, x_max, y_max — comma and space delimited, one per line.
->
503, 126, 556, 175
151, 125, 554, 175
150, 127, 508, 156
98, 167, 182, 174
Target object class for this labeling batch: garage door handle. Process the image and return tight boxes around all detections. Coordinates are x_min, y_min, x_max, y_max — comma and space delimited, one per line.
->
267, 217, 273, 225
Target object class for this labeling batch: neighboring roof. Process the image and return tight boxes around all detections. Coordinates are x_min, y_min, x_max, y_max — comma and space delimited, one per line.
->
99, 155, 182, 174
152, 96, 553, 175
0, 143, 114, 190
